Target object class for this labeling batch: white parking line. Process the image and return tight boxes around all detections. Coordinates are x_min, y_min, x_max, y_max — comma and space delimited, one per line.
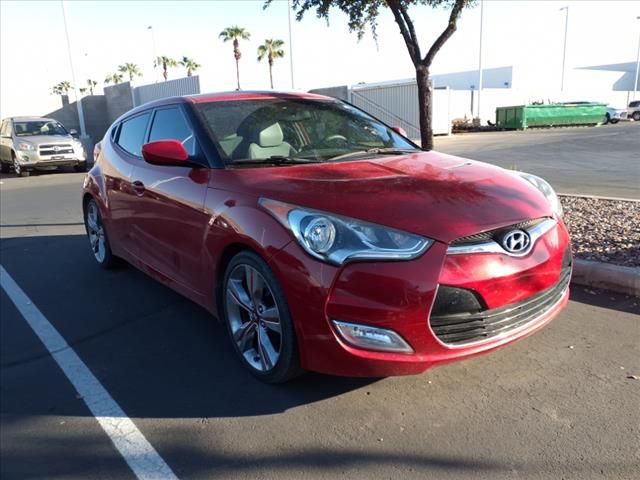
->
0, 266, 178, 480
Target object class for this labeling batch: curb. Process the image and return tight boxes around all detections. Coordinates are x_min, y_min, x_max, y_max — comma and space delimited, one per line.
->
571, 259, 640, 297
559, 193, 640, 203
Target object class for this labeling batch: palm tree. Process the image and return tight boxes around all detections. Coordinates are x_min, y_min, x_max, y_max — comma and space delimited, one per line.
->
155, 56, 178, 81
51, 81, 72, 96
104, 73, 124, 85
257, 39, 285, 89
219, 26, 250, 90
179, 56, 201, 77
118, 63, 142, 82
86, 79, 97, 95
79, 87, 88, 95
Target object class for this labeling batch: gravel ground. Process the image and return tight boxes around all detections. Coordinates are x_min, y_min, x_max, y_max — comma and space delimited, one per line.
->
560, 195, 640, 268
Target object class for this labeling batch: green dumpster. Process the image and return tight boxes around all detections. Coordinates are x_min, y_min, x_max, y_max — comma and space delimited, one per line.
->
496, 103, 607, 129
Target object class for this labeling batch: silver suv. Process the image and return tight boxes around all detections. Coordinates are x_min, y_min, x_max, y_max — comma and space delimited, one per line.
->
0, 117, 87, 177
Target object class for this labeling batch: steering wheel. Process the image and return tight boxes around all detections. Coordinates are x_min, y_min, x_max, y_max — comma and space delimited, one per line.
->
323, 134, 348, 144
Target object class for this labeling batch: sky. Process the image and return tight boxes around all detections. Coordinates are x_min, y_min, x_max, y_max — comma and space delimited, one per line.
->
1, 0, 639, 118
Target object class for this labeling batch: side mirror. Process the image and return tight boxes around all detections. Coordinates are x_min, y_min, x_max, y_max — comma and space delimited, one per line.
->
142, 140, 189, 166
391, 126, 408, 137
69, 129, 79, 137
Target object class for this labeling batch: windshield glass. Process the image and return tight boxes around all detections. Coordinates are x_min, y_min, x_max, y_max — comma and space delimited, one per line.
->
14, 120, 68, 137
195, 98, 419, 166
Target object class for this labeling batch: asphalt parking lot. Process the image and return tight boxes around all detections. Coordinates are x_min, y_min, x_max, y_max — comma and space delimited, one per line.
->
435, 122, 640, 199
1, 132, 639, 479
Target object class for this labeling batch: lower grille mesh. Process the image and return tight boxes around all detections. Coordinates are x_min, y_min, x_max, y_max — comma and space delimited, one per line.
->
430, 262, 571, 346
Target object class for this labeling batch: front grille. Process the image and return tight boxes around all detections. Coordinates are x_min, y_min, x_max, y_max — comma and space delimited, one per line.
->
430, 251, 572, 346
39, 144, 74, 156
452, 218, 547, 246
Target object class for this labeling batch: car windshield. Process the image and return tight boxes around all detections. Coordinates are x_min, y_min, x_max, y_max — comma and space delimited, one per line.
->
14, 120, 68, 137
195, 98, 419, 166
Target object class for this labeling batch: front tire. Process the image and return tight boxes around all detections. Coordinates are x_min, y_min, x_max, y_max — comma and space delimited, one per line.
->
603, 113, 610, 125
74, 162, 88, 173
13, 156, 29, 177
222, 251, 302, 383
84, 198, 117, 269
633, 111, 640, 121
0, 161, 9, 173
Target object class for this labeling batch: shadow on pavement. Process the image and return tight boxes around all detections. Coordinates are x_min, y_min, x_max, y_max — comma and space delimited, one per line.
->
569, 285, 639, 315
1, 234, 377, 421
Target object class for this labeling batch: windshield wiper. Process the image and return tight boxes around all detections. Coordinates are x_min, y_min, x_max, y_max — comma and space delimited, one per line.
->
228, 155, 320, 167
328, 148, 420, 162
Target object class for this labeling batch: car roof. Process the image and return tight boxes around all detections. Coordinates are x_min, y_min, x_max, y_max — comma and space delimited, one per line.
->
3, 116, 57, 122
120, 90, 335, 119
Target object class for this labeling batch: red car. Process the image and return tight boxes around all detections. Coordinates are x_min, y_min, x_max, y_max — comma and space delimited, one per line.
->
82, 91, 571, 383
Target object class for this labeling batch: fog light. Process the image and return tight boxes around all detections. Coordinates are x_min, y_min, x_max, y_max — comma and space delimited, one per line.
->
21, 155, 30, 162
332, 320, 414, 353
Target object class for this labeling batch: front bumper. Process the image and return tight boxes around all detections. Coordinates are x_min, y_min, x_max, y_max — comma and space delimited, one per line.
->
269, 217, 571, 377
16, 150, 86, 170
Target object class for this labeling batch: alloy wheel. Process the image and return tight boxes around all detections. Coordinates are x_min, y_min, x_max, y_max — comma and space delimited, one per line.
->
86, 201, 106, 263
225, 264, 282, 372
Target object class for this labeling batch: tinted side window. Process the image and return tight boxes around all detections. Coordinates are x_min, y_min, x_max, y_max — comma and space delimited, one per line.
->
0, 121, 6, 136
148, 107, 195, 155
117, 113, 150, 156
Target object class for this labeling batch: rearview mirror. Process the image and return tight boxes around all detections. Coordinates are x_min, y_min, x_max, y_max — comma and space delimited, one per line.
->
142, 140, 189, 166
69, 129, 79, 137
391, 126, 408, 137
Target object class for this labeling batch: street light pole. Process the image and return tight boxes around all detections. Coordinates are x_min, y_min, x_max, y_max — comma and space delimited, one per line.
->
633, 16, 640, 100
287, 0, 295, 90
148, 26, 158, 83
476, 0, 484, 122
560, 6, 569, 93
60, 0, 87, 138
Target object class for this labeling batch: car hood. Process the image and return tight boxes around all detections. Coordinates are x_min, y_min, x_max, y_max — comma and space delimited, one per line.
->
218, 151, 553, 243
16, 135, 74, 145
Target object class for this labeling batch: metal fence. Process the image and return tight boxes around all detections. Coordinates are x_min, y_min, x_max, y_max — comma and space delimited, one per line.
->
350, 80, 451, 137
132, 76, 201, 107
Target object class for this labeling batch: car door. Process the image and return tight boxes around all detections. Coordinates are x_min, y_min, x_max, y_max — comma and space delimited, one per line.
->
129, 105, 210, 299
106, 111, 152, 259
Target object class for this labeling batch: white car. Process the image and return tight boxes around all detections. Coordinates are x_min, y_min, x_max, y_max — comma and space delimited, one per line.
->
604, 106, 626, 124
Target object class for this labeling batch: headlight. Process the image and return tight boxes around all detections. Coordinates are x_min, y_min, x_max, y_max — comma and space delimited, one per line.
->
518, 172, 563, 218
17, 142, 35, 151
260, 198, 433, 265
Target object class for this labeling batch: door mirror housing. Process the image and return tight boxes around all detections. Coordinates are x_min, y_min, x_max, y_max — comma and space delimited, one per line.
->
142, 140, 190, 166
391, 126, 408, 137
69, 129, 79, 137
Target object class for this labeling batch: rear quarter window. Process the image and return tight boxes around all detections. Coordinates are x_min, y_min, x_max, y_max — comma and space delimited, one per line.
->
116, 113, 151, 156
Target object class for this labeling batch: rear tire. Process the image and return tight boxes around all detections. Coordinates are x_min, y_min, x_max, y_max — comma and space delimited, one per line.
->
610, 118, 619, 124
84, 198, 118, 269
603, 113, 610, 125
0, 161, 9, 173
222, 251, 303, 383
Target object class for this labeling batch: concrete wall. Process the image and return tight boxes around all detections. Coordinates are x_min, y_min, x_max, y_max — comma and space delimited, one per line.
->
44, 95, 110, 153
104, 82, 134, 124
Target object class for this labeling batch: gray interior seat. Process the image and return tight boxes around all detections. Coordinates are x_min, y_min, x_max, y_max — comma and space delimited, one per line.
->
247, 123, 294, 159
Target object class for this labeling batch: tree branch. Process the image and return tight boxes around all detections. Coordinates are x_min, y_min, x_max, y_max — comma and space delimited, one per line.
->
423, 0, 466, 67
387, 0, 421, 65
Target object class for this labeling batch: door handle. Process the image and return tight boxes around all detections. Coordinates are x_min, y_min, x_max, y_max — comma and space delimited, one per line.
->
132, 180, 146, 196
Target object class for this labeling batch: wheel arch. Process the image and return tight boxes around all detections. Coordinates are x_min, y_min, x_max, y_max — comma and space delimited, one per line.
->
213, 242, 260, 320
